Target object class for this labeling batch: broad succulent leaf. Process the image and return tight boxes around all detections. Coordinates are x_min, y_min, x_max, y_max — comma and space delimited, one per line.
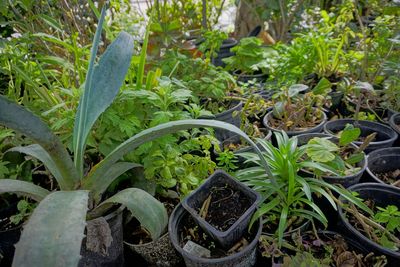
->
73, 3, 134, 177
13, 191, 89, 267
91, 188, 167, 240
0, 95, 78, 190
0, 179, 49, 201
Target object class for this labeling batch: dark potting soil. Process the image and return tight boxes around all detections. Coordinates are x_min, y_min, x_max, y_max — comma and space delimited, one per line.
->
179, 212, 255, 259
264, 232, 387, 266
347, 199, 400, 251
375, 169, 400, 186
269, 111, 323, 132
198, 184, 252, 232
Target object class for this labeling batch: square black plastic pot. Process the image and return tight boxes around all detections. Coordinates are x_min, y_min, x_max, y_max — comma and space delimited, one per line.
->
182, 170, 261, 249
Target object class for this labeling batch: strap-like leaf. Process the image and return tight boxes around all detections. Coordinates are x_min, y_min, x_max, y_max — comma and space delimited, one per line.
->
12, 191, 89, 267
8, 144, 68, 189
73, 3, 134, 177
0, 96, 78, 190
0, 179, 50, 201
88, 119, 276, 187
91, 188, 167, 240
82, 162, 143, 204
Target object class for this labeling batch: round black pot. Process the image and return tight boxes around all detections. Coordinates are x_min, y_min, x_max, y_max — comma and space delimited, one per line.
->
324, 119, 398, 153
201, 101, 243, 141
296, 133, 367, 188
211, 38, 238, 68
124, 232, 182, 267
389, 113, 400, 146
366, 147, 400, 187
263, 109, 327, 137
79, 208, 124, 267
169, 203, 262, 267
337, 183, 400, 265
386, 107, 399, 120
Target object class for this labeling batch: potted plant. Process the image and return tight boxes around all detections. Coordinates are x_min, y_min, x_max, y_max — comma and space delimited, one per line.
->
263, 84, 327, 137
235, 132, 369, 245
259, 230, 387, 266
0, 5, 271, 266
338, 183, 400, 264
297, 125, 368, 188
366, 147, 400, 187
222, 37, 276, 83
324, 119, 398, 153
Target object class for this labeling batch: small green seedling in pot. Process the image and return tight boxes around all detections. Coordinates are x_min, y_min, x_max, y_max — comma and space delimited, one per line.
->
305, 124, 374, 176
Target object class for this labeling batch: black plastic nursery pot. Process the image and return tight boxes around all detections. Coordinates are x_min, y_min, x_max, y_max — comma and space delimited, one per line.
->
79, 207, 124, 267
337, 183, 400, 265
201, 101, 243, 141
366, 147, 400, 187
324, 119, 398, 153
211, 38, 238, 68
182, 170, 260, 249
296, 133, 367, 188
124, 232, 182, 267
169, 203, 262, 267
389, 113, 400, 145
262, 108, 327, 137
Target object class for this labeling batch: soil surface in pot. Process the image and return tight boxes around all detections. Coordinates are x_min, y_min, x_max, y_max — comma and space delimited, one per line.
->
347, 199, 400, 251
269, 109, 323, 132
197, 184, 252, 231
375, 169, 400, 186
260, 231, 387, 266
179, 211, 256, 259
222, 126, 268, 152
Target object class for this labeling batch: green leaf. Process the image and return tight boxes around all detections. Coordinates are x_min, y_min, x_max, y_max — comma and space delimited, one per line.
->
13, 191, 88, 267
73, 4, 134, 177
249, 197, 280, 229
0, 96, 79, 190
278, 206, 288, 246
339, 124, 361, 146
288, 84, 308, 97
136, 18, 151, 89
306, 137, 339, 162
312, 77, 332, 95
8, 144, 68, 189
88, 119, 276, 188
345, 152, 364, 165
92, 188, 167, 240
82, 162, 143, 204
0, 179, 50, 201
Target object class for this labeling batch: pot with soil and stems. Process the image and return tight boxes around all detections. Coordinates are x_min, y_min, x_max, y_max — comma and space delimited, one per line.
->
296, 133, 367, 188
324, 119, 398, 153
182, 170, 260, 249
211, 38, 238, 68
216, 129, 272, 168
200, 101, 243, 141
259, 230, 387, 266
366, 147, 400, 188
79, 207, 125, 267
169, 203, 262, 267
263, 108, 327, 137
389, 113, 400, 145
338, 183, 400, 265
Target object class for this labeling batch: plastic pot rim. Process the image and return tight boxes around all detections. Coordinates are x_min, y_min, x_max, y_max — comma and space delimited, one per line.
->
168, 203, 262, 263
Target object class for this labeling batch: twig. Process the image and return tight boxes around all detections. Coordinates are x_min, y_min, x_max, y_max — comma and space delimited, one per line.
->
199, 195, 211, 219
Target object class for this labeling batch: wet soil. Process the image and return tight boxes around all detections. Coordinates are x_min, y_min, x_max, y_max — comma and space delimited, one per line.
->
199, 184, 252, 232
